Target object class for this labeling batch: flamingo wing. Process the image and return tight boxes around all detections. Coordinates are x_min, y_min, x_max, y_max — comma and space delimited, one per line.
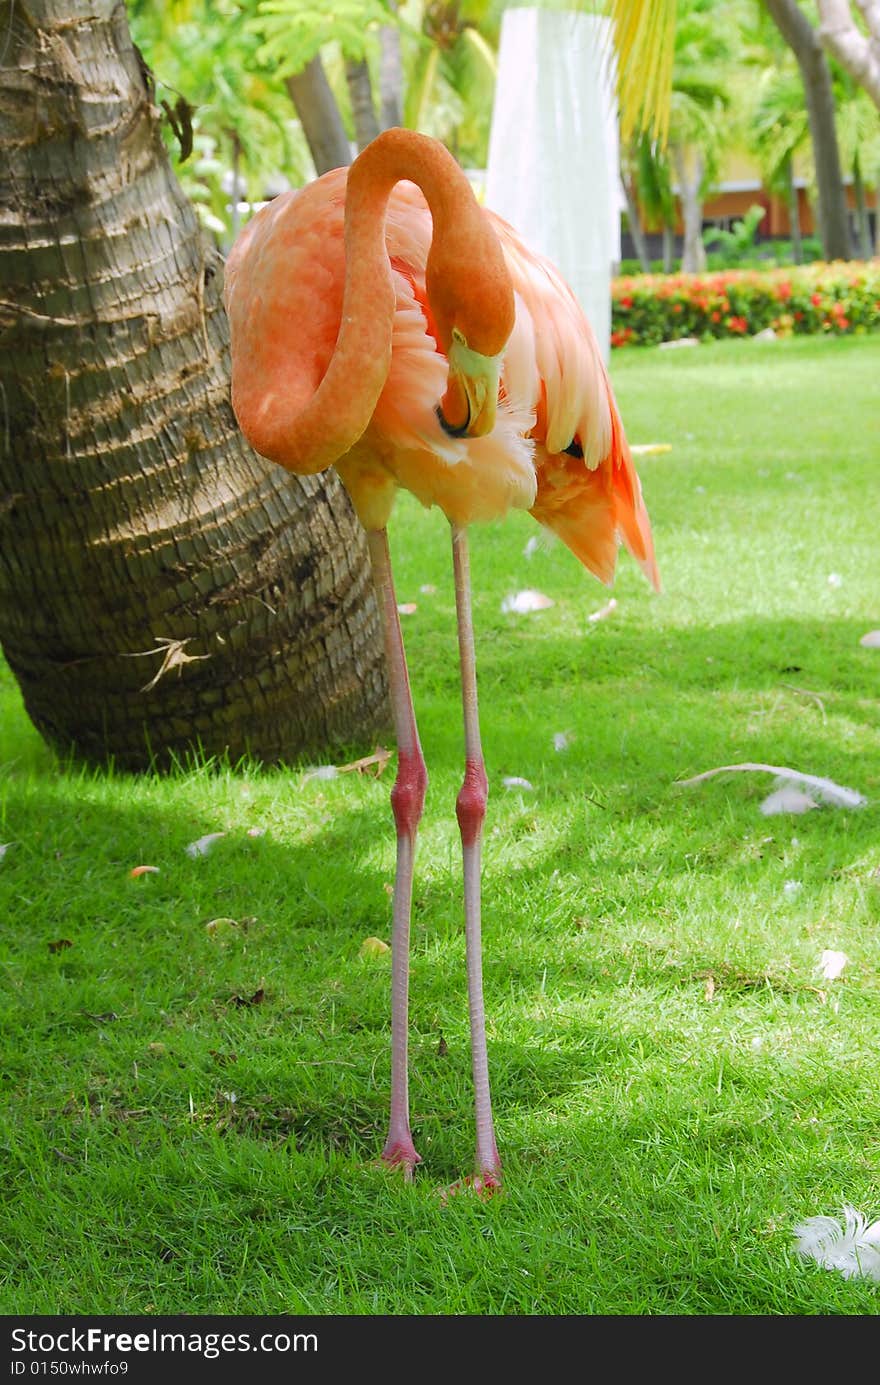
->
489, 212, 660, 591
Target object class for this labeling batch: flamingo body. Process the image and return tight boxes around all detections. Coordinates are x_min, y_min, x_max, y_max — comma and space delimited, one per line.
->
225, 167, 659, 589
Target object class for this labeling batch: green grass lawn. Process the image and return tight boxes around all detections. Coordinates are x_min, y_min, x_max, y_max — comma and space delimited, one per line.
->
1, 335, 879, 1314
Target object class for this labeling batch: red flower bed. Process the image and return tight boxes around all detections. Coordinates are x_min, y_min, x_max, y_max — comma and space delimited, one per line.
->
611, 260, 880, 346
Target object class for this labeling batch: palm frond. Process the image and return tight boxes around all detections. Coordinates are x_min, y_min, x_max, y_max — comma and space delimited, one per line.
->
610, 0, 676, 146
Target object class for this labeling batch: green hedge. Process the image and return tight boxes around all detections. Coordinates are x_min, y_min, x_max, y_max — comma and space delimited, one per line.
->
611, 260, 880, 347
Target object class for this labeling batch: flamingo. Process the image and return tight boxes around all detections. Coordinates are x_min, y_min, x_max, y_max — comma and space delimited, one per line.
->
223, 128, 659, 1191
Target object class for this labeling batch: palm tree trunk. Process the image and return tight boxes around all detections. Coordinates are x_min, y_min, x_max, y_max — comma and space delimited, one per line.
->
785, 154, 803, 263
0, 0, 387, 769
816, 0, 880, 110
621, 170, 652, 272
662, 221, 675, 273
673, 145, 707, 273
763, 0, 852, 260
379, 15, 404, 129
345, 58, 381, 151
230, 129, 243, 242
286, 57, 352, 174
852, 149, 871, 259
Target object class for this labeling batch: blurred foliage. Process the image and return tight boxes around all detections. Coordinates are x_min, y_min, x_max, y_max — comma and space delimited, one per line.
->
250, 0, 397, 70
128, 0, 311, 242
126, 1, 878, 257
702, 203, 767, 261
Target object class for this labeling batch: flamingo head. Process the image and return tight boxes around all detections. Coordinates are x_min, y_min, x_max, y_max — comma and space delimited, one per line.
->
428, 246, 515, 440
437, 328, 505, 439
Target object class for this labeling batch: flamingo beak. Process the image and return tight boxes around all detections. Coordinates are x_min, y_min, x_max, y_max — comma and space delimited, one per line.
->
437, 335, 502, 439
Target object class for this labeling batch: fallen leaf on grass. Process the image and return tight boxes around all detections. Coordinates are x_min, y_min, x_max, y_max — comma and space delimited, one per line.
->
678, 763, 866, 811
205, 917, 239, 940
48, 939, 73, 953
0, 842, 16, 861
419, 584, 437, 595
501, 589, 554, 614
360, 936, 390, 959
302, 746, 392, 784
503, 776, 534, 791
336, 746, 392, 777
186, 832, 226, 858
704, 974, 716, 1002
129, 865, 160, 878
817, 949, 848, 981
630, 443, 672, 455
794, 1206, 880, 1282
230, 987, 264, 1008
397, 602, 417, 615
859, 630, 880, 649
553, 731, 573, 752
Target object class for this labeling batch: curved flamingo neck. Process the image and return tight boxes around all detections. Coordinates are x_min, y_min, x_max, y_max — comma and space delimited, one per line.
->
283, 129, 509, 476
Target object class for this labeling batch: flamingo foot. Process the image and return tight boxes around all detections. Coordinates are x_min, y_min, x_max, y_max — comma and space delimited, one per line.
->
381, 1137, 422, 1182
437, 1169, 503, 1206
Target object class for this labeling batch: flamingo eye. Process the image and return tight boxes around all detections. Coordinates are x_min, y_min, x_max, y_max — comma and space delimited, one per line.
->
563, 438, 583, 459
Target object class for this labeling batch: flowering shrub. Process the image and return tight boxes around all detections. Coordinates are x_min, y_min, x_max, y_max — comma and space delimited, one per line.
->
611, 260, 880, 347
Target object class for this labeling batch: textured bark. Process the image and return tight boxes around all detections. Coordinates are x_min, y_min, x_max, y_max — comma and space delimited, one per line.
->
285, 57, 351, 174
0, 1, 388, 769
763, 0, 853, 260
345, 57, 380, 151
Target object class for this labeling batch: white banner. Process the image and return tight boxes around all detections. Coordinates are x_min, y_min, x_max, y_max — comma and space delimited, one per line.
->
486, 9, 621, 360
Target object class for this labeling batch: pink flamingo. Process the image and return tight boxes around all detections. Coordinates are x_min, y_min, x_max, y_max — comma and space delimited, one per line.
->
224, 128, 659, 1191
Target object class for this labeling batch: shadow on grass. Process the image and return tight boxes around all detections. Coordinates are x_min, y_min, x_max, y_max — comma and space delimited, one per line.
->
2, 608, 878, 1206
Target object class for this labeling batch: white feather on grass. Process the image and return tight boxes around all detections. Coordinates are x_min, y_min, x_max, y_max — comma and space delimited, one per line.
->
760, 786, 818, 816
817, 949, 849, 981
677, 763, 866, 810
794, 1206, 880, 1282
501, 589, 555, 614
185, 831, 227, 858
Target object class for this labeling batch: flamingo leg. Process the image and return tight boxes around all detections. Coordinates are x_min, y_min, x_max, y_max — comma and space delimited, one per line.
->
365, 527, 426, 1178
451, 523, 501, 1185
